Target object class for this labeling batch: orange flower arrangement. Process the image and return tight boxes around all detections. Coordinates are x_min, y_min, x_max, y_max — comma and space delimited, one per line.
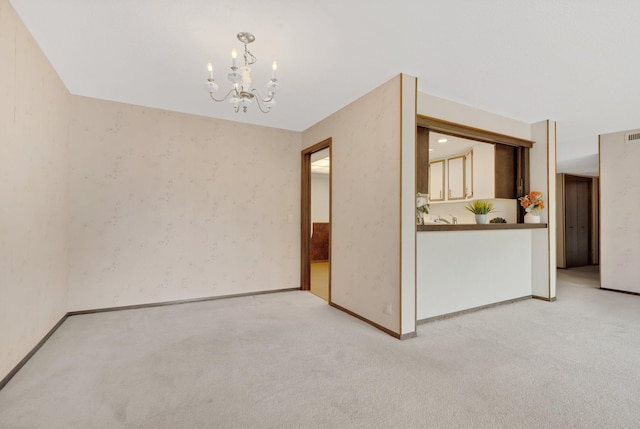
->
519, 191, 544, 214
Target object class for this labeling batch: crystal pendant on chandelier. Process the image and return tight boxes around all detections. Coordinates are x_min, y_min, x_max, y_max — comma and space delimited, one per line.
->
205, 32, 279, 113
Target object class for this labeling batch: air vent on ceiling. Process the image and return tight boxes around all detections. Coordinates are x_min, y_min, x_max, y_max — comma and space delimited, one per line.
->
625, 130, 640, 142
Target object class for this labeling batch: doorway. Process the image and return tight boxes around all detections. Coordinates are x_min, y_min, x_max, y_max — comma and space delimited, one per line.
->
301, 139, 331, 301
557, 173, 599, 268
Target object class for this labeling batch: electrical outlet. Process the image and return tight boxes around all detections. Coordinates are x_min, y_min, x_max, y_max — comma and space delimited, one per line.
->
287, 214, 294, 224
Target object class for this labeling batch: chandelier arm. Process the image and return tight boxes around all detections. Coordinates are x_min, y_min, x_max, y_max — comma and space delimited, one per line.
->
209, 88, 236, 103
251, 89, 274, 103
250, 89, 275, 114
254, 100, 272, 114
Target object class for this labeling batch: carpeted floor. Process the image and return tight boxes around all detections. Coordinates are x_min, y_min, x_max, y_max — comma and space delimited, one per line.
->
1, 266, 639, 428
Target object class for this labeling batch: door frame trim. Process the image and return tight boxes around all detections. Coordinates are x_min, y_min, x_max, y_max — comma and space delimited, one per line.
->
301, 138, 332, 299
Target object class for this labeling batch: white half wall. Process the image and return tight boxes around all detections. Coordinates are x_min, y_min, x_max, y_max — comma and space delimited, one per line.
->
67, 96, 301, 310
417, 230, 532, 320
0, 0, 70, 381
600, 128, 640, 294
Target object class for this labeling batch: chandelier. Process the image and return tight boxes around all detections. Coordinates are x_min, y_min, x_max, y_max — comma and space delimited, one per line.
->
206, 32, 279, 113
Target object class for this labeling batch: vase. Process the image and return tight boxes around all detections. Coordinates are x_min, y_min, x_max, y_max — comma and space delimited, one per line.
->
524, 212, 540, 224
475, 214, 487, 224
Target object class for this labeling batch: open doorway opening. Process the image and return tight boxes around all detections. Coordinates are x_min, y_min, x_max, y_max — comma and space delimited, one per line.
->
557, 173, 599, 269
556, 173, 600, 293
301, 139, 331, 302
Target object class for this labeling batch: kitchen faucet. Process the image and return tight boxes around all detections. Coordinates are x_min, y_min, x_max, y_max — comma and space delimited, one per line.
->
434, 214, 457, 224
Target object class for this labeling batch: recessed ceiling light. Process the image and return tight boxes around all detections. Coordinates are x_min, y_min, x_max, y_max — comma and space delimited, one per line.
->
437, 138, 448, 143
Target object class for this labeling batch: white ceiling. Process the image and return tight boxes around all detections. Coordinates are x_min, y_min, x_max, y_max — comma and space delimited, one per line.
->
10, 0, 640, 175
429, 132, 477, 160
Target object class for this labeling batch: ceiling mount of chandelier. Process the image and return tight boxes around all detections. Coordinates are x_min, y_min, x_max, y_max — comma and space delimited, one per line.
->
206, 32, 279, 113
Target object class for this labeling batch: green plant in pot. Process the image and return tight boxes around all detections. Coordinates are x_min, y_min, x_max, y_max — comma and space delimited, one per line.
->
465, 200, 495, 224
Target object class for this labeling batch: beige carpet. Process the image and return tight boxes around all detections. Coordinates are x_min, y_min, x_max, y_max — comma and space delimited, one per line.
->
1, 267, 640, 428
309, 261, 329, 301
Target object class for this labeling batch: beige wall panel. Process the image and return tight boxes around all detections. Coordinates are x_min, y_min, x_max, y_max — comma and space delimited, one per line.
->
418, 93, 532, 141
400, 74, 417, 336
600, 129, 640, 294
530, 120, 555, 299
302, 76, 402, 334
67, 97, 301, 310
0, 0, 70, 380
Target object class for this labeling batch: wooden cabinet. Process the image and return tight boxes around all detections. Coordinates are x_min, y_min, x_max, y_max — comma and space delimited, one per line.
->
465, 150, 473, 198
447, 155, 465, 200
429, 160, 445, 201
310, 223, 330, 262
429, 146, 490, 203
416, 127, 430, 195
425, 140, 524, 205
494, 144, 517, 199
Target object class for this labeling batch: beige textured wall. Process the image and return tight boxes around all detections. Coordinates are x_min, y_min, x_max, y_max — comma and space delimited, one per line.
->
302, 76, 402, 334
400, 75, 417, 336
530, 120, 556, 299
67, 97, 301, 310
0, 0, 70, 380
600, 129, 640, 294
418, 92, 532, 140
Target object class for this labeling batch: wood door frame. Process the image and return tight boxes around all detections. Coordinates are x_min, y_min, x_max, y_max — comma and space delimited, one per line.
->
301, 138, 332, 298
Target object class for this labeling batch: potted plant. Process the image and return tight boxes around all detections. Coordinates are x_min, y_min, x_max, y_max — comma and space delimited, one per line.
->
416, 193, 429, 225
518, 191, 544, 223
465, 200, 494, 224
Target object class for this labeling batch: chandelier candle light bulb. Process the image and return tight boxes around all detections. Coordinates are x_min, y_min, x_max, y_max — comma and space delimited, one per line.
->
205, 32, 280, 113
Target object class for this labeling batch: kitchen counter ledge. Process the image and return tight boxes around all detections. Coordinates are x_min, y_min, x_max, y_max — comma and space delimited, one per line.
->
418, 223, 547, 232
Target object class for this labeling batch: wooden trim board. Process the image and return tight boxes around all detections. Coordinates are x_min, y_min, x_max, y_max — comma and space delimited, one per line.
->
300, 139, 332, 292
0, 315, 68, 391
417, 115, 534, 148
330, 302, 403, 339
